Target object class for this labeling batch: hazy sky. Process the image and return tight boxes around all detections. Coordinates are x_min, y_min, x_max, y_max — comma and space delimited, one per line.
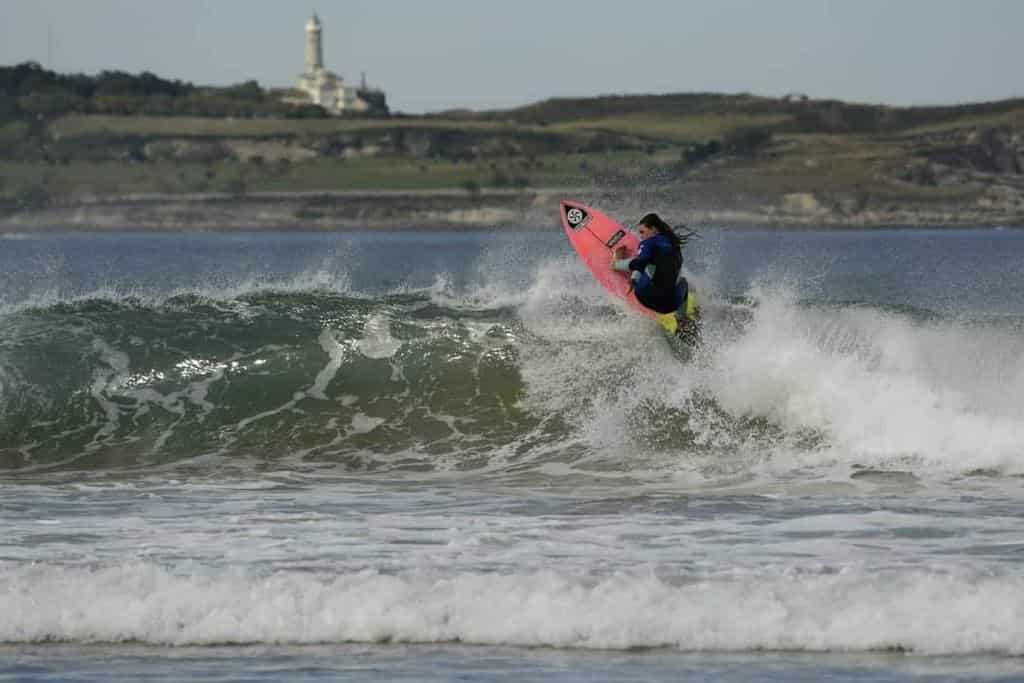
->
1, 0, 1021, 113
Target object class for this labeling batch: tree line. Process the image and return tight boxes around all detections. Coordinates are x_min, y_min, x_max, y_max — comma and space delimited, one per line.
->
0, 62, 329, 121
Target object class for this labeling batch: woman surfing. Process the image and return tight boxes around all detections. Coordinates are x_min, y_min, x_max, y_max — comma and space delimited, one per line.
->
612, 213, 701, 344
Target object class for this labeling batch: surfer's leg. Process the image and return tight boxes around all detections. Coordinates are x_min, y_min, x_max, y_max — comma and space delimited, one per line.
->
674, 278, 702, 346
632, 272, 658, 311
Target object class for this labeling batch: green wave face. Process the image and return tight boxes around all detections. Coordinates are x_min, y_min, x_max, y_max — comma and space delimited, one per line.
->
0, 293, 559, 472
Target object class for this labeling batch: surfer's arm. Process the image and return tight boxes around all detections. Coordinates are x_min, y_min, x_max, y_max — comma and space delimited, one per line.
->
627, 241, 656, 273
611, 258, 632, 272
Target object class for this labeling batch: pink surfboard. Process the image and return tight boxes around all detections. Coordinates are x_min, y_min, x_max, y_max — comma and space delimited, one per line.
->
560, 200, 665, 325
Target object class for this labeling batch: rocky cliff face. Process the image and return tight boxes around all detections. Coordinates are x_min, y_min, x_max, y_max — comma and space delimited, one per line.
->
927, 127, 1024, 175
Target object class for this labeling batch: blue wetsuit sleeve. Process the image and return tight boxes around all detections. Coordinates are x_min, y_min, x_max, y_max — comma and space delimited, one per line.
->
628, 240, 655, 272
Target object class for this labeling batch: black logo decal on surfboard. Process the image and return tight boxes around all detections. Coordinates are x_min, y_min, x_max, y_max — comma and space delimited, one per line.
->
606, 229, 626, 248
564, 205, 589, 230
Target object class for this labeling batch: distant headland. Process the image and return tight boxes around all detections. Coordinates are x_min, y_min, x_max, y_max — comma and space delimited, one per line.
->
1, 57, 1023, 230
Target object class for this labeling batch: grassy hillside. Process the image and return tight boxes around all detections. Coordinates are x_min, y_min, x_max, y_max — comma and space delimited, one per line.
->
3, 92, 1024, 222
485, 92, 1024, 133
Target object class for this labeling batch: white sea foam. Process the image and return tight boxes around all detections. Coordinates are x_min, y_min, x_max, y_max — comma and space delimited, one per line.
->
356, 314, 402, 360
2, 563, 1023, 654
427, 271, 535, 312
704, 284, 1024, 475
512, 264, 1024, 479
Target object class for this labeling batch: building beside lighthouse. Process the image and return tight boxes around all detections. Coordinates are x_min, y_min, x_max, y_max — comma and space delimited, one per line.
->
285, 14, 387, 115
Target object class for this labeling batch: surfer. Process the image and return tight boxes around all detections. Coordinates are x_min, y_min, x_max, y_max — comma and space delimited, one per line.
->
612, 213, 699, 339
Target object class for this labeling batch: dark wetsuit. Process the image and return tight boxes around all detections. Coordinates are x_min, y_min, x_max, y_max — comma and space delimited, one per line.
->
614, 233, 687, 315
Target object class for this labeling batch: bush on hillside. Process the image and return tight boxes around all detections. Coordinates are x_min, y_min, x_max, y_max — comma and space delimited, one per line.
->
724, 128, 772, 155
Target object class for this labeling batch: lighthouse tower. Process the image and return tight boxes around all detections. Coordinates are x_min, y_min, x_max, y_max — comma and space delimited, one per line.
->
305, 14, 323, 72
288, 13, 387, 115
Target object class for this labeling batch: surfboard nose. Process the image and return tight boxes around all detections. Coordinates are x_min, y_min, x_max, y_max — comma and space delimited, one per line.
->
559, 200, 574, 224
559, 200, 571, 229
561, 200, 591, 231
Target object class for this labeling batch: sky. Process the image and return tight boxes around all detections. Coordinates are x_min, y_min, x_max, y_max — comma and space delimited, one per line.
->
1, 0, 1021, 113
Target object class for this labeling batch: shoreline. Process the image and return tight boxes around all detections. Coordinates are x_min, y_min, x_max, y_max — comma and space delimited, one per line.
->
2, 189, 1023, 232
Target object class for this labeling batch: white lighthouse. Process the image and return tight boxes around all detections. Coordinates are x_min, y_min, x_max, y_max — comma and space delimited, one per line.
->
305, 14, 323, 72
288, 13, 387, 115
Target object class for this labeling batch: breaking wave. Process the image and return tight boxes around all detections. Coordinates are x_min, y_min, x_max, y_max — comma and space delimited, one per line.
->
2, 260, 1024, 480
3, 562, 1023, 654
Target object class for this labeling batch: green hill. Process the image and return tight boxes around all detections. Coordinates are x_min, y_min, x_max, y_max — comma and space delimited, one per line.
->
2, 62, 1023, 226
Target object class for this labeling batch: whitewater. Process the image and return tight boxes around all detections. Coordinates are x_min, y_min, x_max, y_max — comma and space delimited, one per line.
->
2, 227, 1024, 682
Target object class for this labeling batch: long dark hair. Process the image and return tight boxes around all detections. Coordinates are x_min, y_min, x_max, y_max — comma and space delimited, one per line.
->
638, 213, 684, 266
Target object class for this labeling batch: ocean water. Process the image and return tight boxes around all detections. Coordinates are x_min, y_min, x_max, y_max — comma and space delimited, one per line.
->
2, 225, 1024, 682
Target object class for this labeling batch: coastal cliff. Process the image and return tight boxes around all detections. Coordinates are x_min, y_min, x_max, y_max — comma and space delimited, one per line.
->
3, 81, 1024, 229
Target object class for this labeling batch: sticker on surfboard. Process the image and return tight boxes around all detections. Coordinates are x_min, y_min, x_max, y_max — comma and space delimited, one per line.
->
564, 205, 590, 230
605, 229, 627, 248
